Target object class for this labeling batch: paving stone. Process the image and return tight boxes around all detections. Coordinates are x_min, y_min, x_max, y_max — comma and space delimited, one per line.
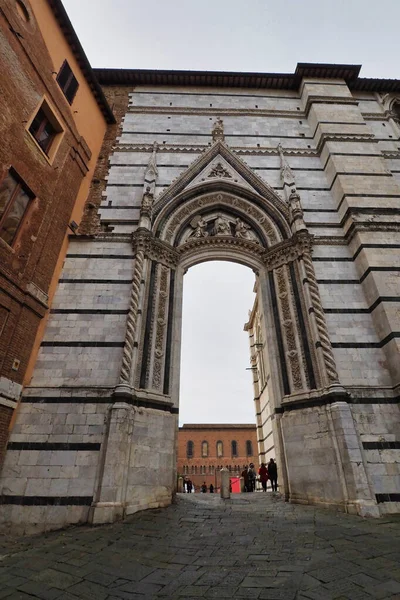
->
0, 494, 399, 600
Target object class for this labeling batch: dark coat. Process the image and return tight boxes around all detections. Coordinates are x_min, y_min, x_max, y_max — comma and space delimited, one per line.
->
268, 461, 277, 478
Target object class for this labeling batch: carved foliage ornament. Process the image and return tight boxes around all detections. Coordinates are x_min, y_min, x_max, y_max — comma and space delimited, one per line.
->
275, 266, 303, 391
132, 230, 180, 268
152, 265, 169, 390
263, 232, 313, 271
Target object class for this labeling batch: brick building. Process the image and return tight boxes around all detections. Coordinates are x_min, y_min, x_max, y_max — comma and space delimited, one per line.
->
0, 0, 114, 465
177, 424, 258, 489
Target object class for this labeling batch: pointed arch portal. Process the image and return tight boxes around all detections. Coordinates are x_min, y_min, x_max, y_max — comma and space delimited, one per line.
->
88, 142, 379, 524
0, 139, 382, 533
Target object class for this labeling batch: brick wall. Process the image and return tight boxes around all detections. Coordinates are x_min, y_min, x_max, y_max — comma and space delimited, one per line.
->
0, 1, 108, 466
0, 406, 13, 466
177, 425, 258, 488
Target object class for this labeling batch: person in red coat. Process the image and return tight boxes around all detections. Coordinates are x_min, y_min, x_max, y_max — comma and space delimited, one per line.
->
258, 462, 269, 492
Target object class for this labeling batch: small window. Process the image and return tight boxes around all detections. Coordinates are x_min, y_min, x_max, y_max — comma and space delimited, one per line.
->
201, 441, 208, 458
246, 440, 253, 456
216, 441, 223, 458
56, 60, 79, 104
187, 440, 194, 458
29, 107, 57, 155
231, 440, 238, 457
0, 169, 34, 246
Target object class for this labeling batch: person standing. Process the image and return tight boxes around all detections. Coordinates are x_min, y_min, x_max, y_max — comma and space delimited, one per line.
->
248, 463, 257, 492
268, 458, 278, 492
258, 462, 269, 492
241, 465, 249, 492
209, 484, 214, 493
201, 482, 207, 493
186, 479, 193, 493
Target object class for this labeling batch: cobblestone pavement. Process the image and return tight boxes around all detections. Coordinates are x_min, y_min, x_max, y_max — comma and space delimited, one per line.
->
1, 493, 400, 599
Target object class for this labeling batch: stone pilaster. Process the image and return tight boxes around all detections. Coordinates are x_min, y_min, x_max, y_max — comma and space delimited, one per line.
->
90, 402, 135, 524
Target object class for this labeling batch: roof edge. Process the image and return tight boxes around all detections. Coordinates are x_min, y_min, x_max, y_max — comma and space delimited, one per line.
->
93, 63, 400, 93
48, 0, 115, 124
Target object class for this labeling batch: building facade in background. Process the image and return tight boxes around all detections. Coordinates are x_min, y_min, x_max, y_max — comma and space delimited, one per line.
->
1, 50, 400, 533
177, 424, 258, 489
0, 0, 114, 465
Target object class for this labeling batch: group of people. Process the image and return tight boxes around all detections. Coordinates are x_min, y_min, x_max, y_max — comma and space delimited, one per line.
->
242, 458, 278, 493
183, 479, 215, 493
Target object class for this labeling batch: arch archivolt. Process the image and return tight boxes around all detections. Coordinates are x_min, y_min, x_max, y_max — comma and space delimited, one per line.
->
155, 188, 290, 248
117, 179, 343, 423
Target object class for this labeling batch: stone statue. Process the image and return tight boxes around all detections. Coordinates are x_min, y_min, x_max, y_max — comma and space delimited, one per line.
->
141, 185, 154, 212
191, 216, 208, 238
214, 216, 231, 236
212, 117, 225, 142
234, 218, 252, 239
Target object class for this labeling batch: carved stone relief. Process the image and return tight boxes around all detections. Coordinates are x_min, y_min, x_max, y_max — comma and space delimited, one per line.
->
161, 193, 279, 247
152, 265, 169, 390
274, 266, 303, 392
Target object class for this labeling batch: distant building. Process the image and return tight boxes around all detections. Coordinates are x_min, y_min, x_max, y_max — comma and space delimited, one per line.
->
244, 281, 276, 462
0, 0, 114, 465
177, 424, 258, 489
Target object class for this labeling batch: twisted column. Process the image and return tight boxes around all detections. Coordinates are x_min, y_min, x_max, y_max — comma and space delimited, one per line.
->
302, 252, 339, 383
119, 250, 145, 385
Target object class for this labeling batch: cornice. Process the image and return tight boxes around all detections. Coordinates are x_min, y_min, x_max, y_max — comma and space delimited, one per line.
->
177, 235, 266, 259
316, 132, 377, 153
113, 143, 318, 157
313, 236, 347, 245
127, 106, 306, 119
304, 95, 359, 117
382, 150, 400, 159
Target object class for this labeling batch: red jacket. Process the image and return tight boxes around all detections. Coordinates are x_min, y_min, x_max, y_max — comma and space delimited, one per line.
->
259, 465, 268, 482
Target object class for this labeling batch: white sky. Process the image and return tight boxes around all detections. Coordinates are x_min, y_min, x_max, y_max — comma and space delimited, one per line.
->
62, 0, 399, 424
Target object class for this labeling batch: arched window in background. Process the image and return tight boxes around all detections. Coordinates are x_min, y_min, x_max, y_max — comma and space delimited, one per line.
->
201, 441, 208, 458
187, 440, 194, 458
216, 440, 223, 457
246, 440, 253, 456
231, 440, 238, 457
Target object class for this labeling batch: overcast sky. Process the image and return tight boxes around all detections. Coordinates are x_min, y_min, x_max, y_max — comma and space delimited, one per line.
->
62, 0, 399, 424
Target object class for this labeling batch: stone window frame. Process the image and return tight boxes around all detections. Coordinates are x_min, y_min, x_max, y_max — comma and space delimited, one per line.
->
246, 440, 253, 456
186, 440, 194, 458
26, 97, 64, 164
0, 168, 35, 248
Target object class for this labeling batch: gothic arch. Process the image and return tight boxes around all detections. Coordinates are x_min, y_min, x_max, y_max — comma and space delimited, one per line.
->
90, 138, 367, 525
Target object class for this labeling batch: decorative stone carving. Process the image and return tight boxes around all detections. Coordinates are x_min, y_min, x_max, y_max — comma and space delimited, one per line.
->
143, 141, 158, 196
301, 251, 339, 383
189, 216, 208, 238
275, 266, 303, 391
212, 117, 224, 141
152, 265, 169, 390
234, 218, 252, 240
142, 186, 154, 212
214, 215, 232, 236
263, 232, 313, 271
119, 250, 145, 385
133, 230, 180, 269
278, 143, 295, 187
161, 192, 278, 247
208, 162, 232, 179
288, 188, 306, 233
